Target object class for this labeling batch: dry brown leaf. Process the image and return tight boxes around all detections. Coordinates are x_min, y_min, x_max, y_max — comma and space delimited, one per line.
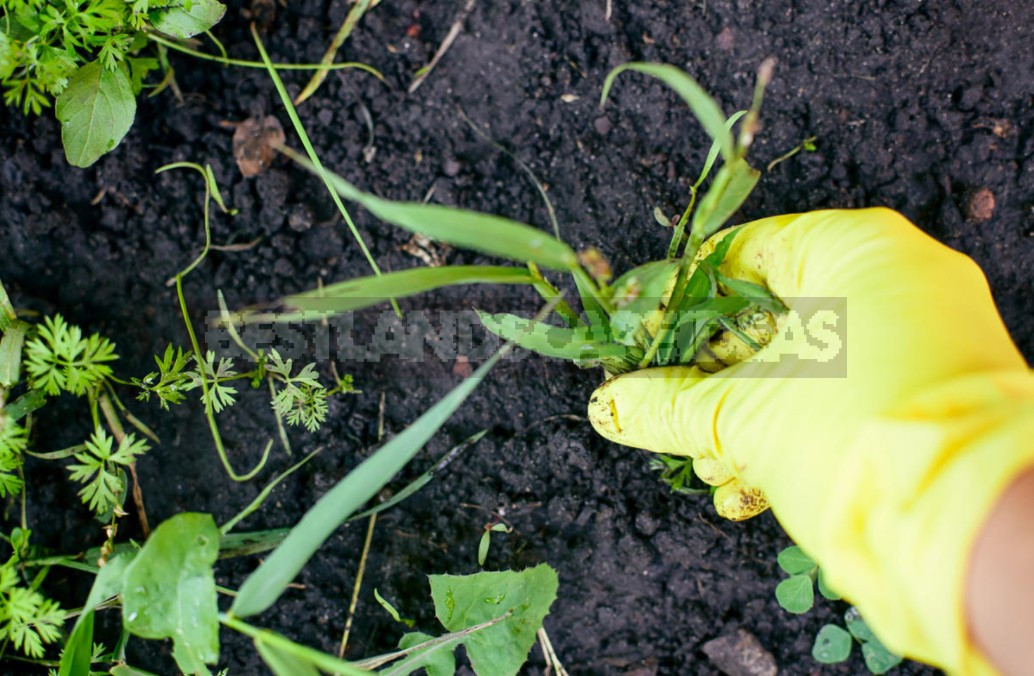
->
233, 115, 286, 178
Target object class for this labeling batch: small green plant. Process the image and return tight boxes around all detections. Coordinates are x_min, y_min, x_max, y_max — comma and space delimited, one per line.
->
649, 454, 710, 495
813, 608, 903, 674
1, 0, 228, 166
774, 546, 903, 673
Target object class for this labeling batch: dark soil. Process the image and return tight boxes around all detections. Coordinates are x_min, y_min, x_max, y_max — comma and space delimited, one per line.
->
3, 1, 1034, 674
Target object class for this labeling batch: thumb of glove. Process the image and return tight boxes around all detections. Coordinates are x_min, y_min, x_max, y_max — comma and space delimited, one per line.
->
588, 366, 769, 520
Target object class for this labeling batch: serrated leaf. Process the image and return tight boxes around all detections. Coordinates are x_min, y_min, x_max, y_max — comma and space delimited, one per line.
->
774, 574, 814, 614
55, 61, 136, 168
477, 311, 626, 362
429, 564, 558, 676
122, 513, 220, 675
776, 546, 815, 575
397, 631, 457, 676
812, 624, 852, 664
861, 639, 903, 674
150, 0, 227, 38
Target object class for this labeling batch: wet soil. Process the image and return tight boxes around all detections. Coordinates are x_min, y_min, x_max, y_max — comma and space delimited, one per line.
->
3, 1, 1033, 674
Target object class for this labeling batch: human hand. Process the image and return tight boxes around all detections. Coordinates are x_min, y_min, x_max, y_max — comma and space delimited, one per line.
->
588, 208, 1034, 674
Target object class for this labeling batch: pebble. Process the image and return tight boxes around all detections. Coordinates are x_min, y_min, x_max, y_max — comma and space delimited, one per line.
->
702, 629, 778, 676
594, 116, 613, 135
965, 187, 995, 222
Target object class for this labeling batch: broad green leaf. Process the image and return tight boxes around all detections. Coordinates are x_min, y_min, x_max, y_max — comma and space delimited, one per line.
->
231, 350, 507, 618
123, 513, 220, 675
688, 158, 760, 252
817, 569, 841, 600
397, 632, 457, 676
477, 311, 626, 362
256, 640, 321, 676
601, 63, 734, 162
812, 624, 852, 664
150, 0, 226, 38
283, 148, 579, 270
861, 639, 903, 674
774, 574, 814, 614
265, 266, 535, 321
776, 546, 815, 575
429, 564, 559, 676
59, 551, 135, 676
55, 61, 136, 168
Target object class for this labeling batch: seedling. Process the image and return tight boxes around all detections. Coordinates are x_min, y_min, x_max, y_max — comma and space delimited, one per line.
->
774, 546, 903, 673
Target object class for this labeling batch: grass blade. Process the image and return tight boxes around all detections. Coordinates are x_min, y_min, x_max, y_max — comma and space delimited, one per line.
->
687, 157, 760, 256
230, 349, 509, 618
250, 25, 398, 315
601, 63, 734, 162
243, 266, 535, 323
279, 145, 579, 270
477, 311, 627, 362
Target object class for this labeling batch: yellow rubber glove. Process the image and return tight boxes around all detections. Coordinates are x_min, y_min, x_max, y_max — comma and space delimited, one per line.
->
587, 208, 1034, 675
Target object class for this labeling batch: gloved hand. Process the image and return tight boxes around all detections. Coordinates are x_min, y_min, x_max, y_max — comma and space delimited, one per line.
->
587, 208, 1034, 675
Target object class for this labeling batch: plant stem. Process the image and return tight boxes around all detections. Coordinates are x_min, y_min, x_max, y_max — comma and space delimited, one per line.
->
145, 32, 384, 79
295, 0, 375, 105
338, 512, 377, 657
98, 394, 150, 537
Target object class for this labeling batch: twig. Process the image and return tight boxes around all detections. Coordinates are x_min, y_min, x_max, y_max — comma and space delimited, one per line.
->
98, 395, 150, 537
295, 0, 377, 105
538, 627, 569, 676
409, 0, 477, 94
338, 513, 377, 657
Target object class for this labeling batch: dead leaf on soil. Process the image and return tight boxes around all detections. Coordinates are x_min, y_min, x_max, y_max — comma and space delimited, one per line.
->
400, 233, 450, 267
232, 115, 285, 178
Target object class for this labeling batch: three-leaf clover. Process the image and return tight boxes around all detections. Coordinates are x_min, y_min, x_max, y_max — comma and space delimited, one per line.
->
774, 545, 840, 614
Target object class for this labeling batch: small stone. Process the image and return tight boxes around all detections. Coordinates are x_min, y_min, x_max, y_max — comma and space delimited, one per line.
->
965, 187, 995, 223
702, 629, 778, 676
443, 158, 462, 177
717, 26, 735, 50
594, 116, 613, 135
287, 204, 314, 232
317, 109, 333, 126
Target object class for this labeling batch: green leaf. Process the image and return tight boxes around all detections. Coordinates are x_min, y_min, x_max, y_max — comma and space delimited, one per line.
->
55, 61, 136, 168
398, 632, 456, 676
861, 639, 903, 674
776, 546, 815, 575
817, 569, 840, 600
263, 266, 535, 322
256, 640, 321, 676
429, 564, 558, 676
715, 272, 787, 314
122, 513, 220, 675
601, 63, 734, 162
282, 147, 579, 270
374, 588, 413, 627
607, 260, 678, 345
774, 574, 814, 614
812, 624, 852, 664
231, 350, 508, 618
0, 320, 26, 387
844, 607, 875, 642
150, 0, 227, 38
59, 552, 134, 676
477, 311, 627, 362
688, 158, 760, 252
477, 530, 491, 566
110, 664, 160, 676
